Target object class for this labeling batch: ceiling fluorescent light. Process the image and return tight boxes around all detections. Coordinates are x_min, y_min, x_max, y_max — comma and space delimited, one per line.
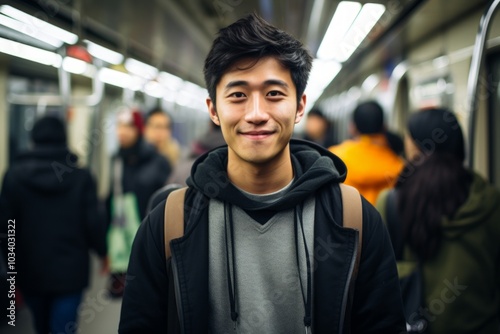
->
305, 58, 342, 107
336, 3, 385, 62
158, 71, 184, 92
0, 5, 78, 45
317, 1, 361, 60
125, 58, 158, 79
85, 39, 124, 65
62, 57, 96, 77
98, 67, 131, 89
144, 80, 165, 98
0, 36, 61, 67
0, 13, 62, 48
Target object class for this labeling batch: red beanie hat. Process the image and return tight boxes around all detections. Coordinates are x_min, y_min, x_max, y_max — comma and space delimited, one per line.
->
117, 108, 144, 135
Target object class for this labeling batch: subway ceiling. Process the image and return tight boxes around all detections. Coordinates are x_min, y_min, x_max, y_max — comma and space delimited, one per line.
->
0, 0, 491, 99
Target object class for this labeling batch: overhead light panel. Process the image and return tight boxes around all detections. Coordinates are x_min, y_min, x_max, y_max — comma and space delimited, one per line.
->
316, 2, 385, 62
316, 1, 361, 60
339, 3, 385, 61
84, 39, 124, 65
124, 58, 158, 79
0, 36, 61, 67
62, 57, 88, 75
158, 71, 184, 92
144, 80, 165, 98
0, 5, 78, 45
0, 13, 62, 48
305, 58, 342, 107
98, 67, 131, 89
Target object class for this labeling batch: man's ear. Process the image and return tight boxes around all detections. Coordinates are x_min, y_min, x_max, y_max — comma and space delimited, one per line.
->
295, 94, 307, 124
207, 98, 220, 126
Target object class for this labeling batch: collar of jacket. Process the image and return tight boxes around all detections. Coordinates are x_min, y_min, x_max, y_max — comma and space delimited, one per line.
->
186, 139, 347, 211
168, 184, 358, 334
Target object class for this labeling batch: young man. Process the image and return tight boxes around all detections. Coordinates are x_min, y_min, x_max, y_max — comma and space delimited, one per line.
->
119, 14, 406, 333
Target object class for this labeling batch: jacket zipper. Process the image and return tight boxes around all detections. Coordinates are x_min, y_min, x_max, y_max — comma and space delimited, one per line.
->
171, 247, 186, 334
338, 231, 359, 334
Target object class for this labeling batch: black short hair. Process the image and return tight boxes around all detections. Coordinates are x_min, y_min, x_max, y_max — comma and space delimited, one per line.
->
307, 107, 327, 120
352, 100, 384, 134
204, 13, 312, 105
146, 107, 172, 125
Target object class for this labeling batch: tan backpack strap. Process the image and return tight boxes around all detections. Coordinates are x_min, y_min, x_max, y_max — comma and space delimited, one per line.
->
340, 183, 363, 278
164, 187, 188, 259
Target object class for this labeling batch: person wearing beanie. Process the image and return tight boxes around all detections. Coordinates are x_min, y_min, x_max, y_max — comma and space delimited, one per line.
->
0, 115, 108, 334
376, 107, 500, 333
106, 107, 172, 298
329, 100, 404, 204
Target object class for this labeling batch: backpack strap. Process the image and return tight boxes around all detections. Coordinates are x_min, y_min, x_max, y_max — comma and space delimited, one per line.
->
339, 184, 363, 278
164, 187, 188, 259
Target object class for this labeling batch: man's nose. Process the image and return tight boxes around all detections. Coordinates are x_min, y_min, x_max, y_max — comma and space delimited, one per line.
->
244, 94, 269, 123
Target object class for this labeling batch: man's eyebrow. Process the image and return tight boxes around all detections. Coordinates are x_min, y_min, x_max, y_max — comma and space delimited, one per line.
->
224, 80, 248, 92
224, 79, 289, 92
263, 79, 289, 88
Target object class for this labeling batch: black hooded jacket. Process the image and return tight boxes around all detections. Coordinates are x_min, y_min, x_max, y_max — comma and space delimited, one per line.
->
0, 145, 107, 296
119, 139, 406, 333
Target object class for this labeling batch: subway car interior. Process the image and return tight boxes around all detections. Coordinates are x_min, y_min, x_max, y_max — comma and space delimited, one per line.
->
0, 0, 499, 333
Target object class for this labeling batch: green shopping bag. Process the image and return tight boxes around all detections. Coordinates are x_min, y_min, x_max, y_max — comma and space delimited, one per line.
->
108, 192, 141, 273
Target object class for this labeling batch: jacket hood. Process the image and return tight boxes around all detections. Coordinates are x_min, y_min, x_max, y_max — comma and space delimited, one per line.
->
187, 139, 346, 211
442, 172, 500, 238
11, 146, 79, 193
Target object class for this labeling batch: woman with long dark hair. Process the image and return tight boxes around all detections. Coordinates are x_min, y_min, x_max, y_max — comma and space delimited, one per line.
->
376, 107, 500, 333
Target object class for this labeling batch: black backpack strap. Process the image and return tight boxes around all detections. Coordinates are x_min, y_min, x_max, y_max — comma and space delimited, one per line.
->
386, 189, 404, 260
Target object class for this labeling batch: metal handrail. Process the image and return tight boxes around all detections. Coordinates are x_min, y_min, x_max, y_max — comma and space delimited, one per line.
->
7, 71, 104, 110
466, 0, 500, 168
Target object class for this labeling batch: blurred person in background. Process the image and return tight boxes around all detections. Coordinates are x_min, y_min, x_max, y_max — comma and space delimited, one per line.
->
167, 120, 225, 186
144, 107, 181, 167
302, 107, 336, 148
385, 130, 404, 156
329, 100, 404, 204
0, 115, 108, 334
376, 108, 500, 333
106, 107, 171, 298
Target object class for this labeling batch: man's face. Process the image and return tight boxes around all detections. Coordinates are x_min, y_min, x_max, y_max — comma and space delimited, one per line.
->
117, 123, 139, 148
305, 115, 328, 140
207, 57, 305, 167
144, 113, 171, 146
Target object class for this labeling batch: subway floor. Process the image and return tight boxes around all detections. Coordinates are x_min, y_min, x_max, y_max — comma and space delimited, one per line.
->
2, 255, 122, 334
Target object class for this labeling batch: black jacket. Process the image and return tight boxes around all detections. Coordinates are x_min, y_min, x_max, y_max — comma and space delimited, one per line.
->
119, 140, 406, 333
0, 145, 107, 296
109, 138, 172, 221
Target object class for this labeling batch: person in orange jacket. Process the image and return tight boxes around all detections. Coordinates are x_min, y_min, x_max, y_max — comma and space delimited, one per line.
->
329, 101, 404, 205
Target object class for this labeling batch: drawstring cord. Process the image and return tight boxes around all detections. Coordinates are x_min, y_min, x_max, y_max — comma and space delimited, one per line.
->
225, 202, 312, 332
224, 202, 239, 329
294, 204, 312, 332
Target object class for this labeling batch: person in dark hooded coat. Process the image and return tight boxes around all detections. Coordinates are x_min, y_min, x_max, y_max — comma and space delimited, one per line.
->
0, 115, 107, 334
106, 108, 171, 298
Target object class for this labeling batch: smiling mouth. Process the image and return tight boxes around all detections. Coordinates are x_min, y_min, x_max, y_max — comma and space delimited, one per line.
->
241, 130, 274, 140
